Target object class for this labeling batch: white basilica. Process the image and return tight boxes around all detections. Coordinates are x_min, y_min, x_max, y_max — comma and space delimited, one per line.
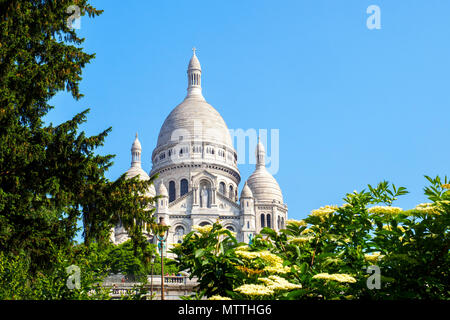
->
112, 50, 287, 248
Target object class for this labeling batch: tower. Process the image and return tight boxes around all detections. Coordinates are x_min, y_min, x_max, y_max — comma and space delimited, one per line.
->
240, 182, 256, 243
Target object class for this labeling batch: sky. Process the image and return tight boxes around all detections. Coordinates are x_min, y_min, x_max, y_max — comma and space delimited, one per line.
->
46, 0, 450, 241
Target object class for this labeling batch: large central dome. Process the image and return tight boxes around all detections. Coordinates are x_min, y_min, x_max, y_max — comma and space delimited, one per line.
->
156, 50, 233, 149
156, 96, 233, 149
151, 49, 239, 177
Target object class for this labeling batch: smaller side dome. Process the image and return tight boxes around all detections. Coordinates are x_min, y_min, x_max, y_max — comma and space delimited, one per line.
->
158, 180, 168, 197
125, 166, 150, 181
246, 138, 283, 203
240, 181, 253, 199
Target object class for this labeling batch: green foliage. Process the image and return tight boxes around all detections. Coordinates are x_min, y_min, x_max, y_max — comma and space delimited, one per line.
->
172, 178, 450, 300
170, 223, 243, 298
106, 241, 147, 277
0, 0, 160, 299
105, 240, 179, 278
0, 243, 111, 299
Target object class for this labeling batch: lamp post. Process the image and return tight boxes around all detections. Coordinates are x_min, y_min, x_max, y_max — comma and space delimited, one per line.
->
156, 217, 168, 300
150, 253, 155, 298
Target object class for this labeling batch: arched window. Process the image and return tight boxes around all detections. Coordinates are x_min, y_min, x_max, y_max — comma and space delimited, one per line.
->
277, 216, 281, 229
219, 182, 225, 194
229, 185, 234, 199
267, 214, 271, 228
180, 179, 188, 196
226, 225, 235, 232
281, 217, 285, 229
261, 214, 265, 228
199, 221, 211, 227
175, 226, 185, 236
169, 181, 176, 202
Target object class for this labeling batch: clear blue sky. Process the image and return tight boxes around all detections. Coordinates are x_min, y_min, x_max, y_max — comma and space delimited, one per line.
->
46, 0, 450, 241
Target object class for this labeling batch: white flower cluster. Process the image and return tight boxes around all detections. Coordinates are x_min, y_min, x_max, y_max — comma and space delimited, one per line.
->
208, 295, 232, 300
368, 206, 403, 216
258, 275, 302, 291
234, 248, 290, 274
286, 219, 307, 228
193, 225, 213, 234
414, 203, 440, 215
364, 252, 384, 263
312, 273, 357, 283
310, 205, 338, 220
234, 284, 274, 296
288, 235, 315, 245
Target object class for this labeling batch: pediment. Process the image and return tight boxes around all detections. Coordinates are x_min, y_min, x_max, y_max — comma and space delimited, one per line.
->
192, 169, 218, 184
169, 190, 193, 212
216, 192, 241, 212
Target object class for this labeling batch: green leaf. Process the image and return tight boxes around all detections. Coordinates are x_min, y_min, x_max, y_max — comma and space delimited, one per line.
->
194, 249, 205, 258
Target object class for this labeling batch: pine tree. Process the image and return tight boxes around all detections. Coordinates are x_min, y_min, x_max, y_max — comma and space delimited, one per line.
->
0, 0, 156, 275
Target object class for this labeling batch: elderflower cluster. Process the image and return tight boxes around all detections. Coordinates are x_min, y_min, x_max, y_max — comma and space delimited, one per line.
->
208, 295, 232, 300
193, 225, 213, 234
312, 273, 357, 283
368, 206, 403, 216
288, 235, 315, 245
286, 219, 307, 228
364, 252, 384, 263
235, 249, 283, 265
300, 228, 314, 235
263, 265, 291, 274
310, 205, 338, 220
415, 203, 440, 215
258, 275, 302, 291
382, 225, 405, 232
234, 249, 290, 274
234, 284, 274, 296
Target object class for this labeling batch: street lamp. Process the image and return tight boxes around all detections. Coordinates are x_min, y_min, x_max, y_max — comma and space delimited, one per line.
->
156, 217, 169, 300
150, 253, 156, 298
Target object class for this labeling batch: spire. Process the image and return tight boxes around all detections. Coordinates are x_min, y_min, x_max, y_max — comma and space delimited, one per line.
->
131, 133, 142, 167
256, 136, 265, 168
186, 47, 204, 99
241, 181, 254, 199
158, 179, 168, 197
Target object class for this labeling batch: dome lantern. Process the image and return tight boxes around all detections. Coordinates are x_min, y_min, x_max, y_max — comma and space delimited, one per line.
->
125, 134, 156, 197
131, 132, 142, 168
256, 136, 266, 168
186, 47, 204, 99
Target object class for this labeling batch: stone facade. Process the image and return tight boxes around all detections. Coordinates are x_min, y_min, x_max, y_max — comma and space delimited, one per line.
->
111, 50, 288, 252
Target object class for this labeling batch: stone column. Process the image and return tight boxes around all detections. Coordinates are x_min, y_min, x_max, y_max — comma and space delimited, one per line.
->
193, 187, 198, 206
211, 187, 216, 206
